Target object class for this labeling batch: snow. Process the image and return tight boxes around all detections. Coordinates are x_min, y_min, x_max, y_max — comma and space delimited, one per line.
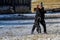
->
0, 13, 60, 37
0, 18, 60, 37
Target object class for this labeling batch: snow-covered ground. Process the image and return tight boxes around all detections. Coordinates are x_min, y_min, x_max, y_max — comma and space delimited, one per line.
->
0, 12, 60, 37
0, 17, 60, 37
0, 13, 60, 19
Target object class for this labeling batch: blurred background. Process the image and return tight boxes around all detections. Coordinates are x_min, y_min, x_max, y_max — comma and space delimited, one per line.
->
0, 0, 60, 13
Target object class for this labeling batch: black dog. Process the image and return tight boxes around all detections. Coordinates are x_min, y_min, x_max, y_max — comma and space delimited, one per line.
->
31, 17, 41, 34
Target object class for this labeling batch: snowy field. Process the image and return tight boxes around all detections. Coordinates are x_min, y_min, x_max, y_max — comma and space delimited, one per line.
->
0, 13, 60, 37
0, 17, 60, 37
